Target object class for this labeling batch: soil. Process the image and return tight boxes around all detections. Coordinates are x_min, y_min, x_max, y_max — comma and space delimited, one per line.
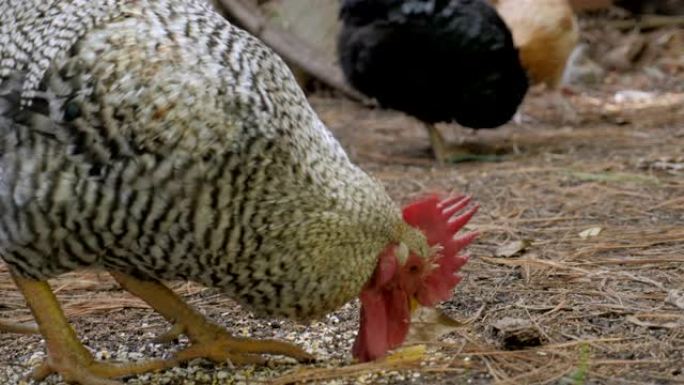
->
1, 17, 683, 385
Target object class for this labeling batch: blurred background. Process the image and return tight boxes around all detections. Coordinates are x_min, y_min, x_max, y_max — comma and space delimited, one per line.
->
210, 0, 683, 162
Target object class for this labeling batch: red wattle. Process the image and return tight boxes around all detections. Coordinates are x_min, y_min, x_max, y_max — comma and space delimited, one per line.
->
352, 290, 388, 362
385, 286, 411, 349
354, 194, 477, 362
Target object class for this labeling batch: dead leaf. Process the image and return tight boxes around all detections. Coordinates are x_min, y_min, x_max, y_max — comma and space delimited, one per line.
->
567, 171, 661, 185
494, 240, 532, 258
666, 290, 684, 310
405, 307, 464, 344
578, 226, 603, 239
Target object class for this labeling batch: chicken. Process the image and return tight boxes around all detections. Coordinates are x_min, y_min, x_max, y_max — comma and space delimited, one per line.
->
0, 0, 479, 383
337, 0, 529, 163
491, 0, 580, 122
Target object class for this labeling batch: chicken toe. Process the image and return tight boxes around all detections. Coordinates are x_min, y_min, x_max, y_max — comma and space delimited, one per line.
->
29, 358, 168, 385
110, 271, 314, 365
0, 319, 39, 334
172, 332, 313, 365
10, 271, 169, 385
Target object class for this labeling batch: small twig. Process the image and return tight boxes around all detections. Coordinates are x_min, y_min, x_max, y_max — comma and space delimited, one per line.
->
605, 15, 684, 30
502, 216, 584, 224
590, 359, 663, 366
580, 257, 684, 265
523, 307, 554, 344
481, 256, 592, 274
514, 299, 569, 318
613, 272, 666, 290
465, 304, 487, 324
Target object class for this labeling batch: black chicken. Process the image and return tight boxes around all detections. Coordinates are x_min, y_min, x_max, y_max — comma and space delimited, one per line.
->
338, 0, 529, 162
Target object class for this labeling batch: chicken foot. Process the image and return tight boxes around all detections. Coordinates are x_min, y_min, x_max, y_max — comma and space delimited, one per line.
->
426, 123, 505, 163
109, 271, 314, 366
10, 271, 170, 385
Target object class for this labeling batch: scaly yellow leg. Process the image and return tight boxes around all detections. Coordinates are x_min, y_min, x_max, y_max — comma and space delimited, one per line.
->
10, 271, 170, 385
109, 271, 314, 365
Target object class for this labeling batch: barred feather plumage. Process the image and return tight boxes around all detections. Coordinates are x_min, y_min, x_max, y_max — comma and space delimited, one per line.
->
0, 0, 416, 320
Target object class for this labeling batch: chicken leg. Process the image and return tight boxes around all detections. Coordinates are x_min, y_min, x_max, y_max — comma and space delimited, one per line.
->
10, 271, 170, 385
109, 271, 314, 366
426, 123, 504, 163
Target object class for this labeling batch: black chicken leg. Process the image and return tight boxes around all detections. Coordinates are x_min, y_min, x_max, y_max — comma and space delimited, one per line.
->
425, 123, 505, 163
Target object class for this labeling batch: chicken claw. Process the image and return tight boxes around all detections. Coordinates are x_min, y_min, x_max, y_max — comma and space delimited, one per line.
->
29, 357, 169, 385
172, 323, 314, 365
10, 271, 169, 385
110, 271, 314, 366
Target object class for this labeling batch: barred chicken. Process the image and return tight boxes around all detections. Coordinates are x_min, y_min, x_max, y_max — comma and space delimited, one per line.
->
0, 0, 478, 384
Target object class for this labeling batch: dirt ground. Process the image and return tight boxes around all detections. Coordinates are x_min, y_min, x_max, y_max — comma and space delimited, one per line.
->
1, 19, 683, 385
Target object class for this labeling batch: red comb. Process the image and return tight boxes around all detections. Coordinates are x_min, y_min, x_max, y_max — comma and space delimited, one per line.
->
403, 194, 479, 306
